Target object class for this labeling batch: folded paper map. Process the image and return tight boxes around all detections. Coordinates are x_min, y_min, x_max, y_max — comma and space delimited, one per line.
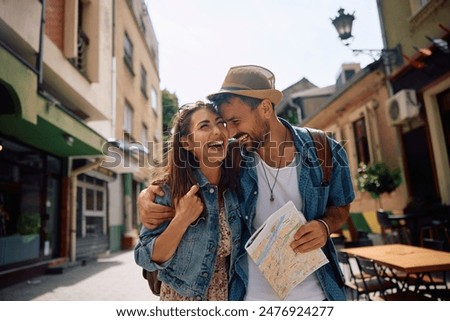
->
245, 201, 329, 299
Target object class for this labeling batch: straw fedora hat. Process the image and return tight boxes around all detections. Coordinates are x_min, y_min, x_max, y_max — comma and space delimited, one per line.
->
207, 65, 283, 105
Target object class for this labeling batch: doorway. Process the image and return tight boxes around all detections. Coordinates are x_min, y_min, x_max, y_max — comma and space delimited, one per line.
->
402, 126, 439, 202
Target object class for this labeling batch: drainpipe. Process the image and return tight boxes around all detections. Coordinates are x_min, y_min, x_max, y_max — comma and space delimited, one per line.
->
69, 158, 103, 262
111, 0, 117, 139
122, 173, 134, 249
36, 0, 46, 91
376, 0, 394, 95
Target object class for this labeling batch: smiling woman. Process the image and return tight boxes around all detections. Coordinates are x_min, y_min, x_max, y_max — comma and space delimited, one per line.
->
134, 100, 245, 301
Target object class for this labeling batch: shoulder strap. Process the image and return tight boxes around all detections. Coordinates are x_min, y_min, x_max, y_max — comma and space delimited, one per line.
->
305, 128, 345, 288
305, 128, 332, 186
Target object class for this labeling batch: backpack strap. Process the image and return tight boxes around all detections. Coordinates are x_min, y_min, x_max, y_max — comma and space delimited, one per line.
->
305, 128, 332, 186
305, 128, 347, 288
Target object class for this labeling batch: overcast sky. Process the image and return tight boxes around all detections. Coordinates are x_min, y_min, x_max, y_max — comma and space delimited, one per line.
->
145, 0, 384, 105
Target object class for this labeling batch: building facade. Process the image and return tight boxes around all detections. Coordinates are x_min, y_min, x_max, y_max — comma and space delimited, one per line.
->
100, 0, 162, 251
0, 0, 161, 288
300, 62, 410, 216
283, 0, 449, 240
379, 0, 450, 205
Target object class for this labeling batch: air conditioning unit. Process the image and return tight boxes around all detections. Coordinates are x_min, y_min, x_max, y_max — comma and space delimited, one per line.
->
385, 89, 420, 125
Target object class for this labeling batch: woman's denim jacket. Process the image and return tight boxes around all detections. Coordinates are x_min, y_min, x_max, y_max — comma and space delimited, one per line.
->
236, 119, 355, 301
134, 169, 246, 301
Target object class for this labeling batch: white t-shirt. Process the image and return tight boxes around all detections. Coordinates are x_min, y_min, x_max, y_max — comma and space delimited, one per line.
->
244, 154, 326, 301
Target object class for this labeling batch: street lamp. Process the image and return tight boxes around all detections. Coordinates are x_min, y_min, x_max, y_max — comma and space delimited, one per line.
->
331, 8, 403, 69
331, 8, 355, 42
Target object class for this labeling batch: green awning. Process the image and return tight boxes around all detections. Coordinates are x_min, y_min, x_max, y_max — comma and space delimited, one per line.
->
0, 46, 106, 157
0, 114, 105, 157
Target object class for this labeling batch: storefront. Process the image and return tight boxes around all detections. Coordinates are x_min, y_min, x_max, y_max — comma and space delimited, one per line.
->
0, 45, 108, 287
0, 138, 61, 266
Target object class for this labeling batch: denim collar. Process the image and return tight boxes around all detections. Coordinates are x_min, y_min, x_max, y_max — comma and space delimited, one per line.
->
192, 168, 210, 188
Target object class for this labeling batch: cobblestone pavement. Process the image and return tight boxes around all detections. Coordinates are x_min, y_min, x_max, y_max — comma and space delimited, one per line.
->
0, 250, 159, 301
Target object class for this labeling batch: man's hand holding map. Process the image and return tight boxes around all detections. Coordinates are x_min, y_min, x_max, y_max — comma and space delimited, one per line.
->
244, 201, 329, 299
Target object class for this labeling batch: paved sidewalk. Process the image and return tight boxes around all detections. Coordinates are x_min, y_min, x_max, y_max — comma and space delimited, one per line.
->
0, 250, 159, 301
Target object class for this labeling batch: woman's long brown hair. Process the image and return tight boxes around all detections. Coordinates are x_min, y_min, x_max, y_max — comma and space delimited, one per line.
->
152, 101, 240, 203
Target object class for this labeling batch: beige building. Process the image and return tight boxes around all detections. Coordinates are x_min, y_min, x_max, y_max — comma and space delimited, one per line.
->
102, 0, 162, 249
303, 63, 409, 215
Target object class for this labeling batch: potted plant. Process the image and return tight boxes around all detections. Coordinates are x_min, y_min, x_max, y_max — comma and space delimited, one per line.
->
355, 162, 402, 210
356, 162, 404, 243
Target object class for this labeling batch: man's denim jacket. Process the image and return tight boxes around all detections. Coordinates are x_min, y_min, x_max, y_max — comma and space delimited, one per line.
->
134, 169, 245, 301
236, 119, 355, 301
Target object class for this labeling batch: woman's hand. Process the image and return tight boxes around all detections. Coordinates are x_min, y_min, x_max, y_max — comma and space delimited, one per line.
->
152, 185, 204, 264
174, 185, 204, 226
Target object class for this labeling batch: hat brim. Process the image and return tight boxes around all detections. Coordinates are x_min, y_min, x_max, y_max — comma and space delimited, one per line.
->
207, 89, 283, 106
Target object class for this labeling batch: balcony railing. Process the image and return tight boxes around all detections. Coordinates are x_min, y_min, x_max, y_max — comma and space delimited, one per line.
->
70, 30, 89, 76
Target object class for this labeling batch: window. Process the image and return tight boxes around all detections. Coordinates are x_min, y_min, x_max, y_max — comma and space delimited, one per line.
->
353, 117, 370, 165
86, 188, 95, 210
124, 102, 133, 134
96, 190, 104, 211
151, 87, 158, 112
85, 217, 104, 235
141, 124, 148, 146
77, 174, 107, 237
123, 32, 133, 73
409, 0, 436, 22
140, 65, 147, 98
140, 16, 146, 35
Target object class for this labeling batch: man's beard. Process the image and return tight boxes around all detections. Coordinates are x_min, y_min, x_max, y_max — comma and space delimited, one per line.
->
237, 120, 270, 152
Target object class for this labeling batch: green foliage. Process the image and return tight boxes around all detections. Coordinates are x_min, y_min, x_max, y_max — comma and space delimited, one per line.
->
356, 162, 402, 199
284, 108, 299, 125
162, 89, 179, 142
16, 212, 41, 235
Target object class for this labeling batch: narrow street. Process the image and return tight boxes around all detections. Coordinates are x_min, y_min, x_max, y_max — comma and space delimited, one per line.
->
0, 250, 158, 301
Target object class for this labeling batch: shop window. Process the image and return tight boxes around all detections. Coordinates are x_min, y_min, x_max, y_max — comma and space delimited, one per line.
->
96, 190, 103, 211
86, 216, 103, 236
86, 188, 94, 210
77, 174, 107, 237
0, 138, 62, 266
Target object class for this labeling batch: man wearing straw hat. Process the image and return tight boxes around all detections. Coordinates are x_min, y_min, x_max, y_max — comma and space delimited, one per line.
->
138, 65, 355, 300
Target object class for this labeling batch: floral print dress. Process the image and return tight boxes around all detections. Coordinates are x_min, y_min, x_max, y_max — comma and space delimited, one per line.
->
160, 207, 231, 301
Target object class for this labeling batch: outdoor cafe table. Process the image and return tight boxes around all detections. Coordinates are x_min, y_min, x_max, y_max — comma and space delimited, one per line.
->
341, 244, 450, 290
